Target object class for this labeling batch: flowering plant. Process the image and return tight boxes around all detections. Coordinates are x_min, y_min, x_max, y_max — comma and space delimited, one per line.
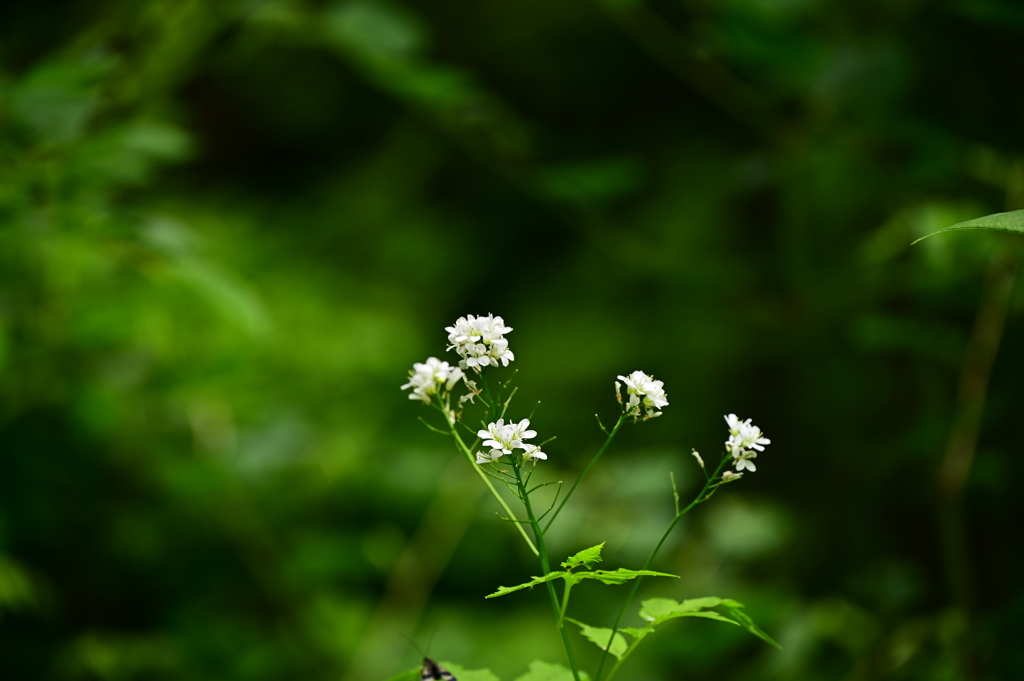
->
392, 315, 779, 681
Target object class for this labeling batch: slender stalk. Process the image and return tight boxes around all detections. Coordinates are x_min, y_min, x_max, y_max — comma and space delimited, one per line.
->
544, 414, 626, 533
446, 411, 539, 556
515, 465, 582, 681
937, 251, 1016, 680
559, 582, 573, 626
605, 632, 647, 680
596, 456, 730, 681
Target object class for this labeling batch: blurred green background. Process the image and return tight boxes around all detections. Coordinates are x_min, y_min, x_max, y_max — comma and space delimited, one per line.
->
2, 0, 1024, 679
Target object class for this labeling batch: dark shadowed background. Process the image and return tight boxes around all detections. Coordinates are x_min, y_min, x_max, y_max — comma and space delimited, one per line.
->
1, 0, 1023, 679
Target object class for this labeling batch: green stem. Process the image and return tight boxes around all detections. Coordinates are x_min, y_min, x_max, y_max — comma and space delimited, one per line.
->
596, 456, 730, 681
544, 414, 626, 533
559, 581, 573, 627
446, 409, 539, 556
605, 631, 649, 681
515, 465, 582, 681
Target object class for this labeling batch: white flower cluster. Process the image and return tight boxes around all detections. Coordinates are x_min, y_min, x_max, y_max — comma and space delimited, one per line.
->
446, 314, 515, 372
724, 413, 770, 474
475, 418, 547, 464
400, 357, 465, 404
616, 370, 669, 420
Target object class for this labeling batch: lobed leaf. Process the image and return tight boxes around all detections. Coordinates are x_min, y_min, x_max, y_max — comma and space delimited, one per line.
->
566, 568, 677, 587
911, 208, 1024, 244
512, 660, 591, 681
561, 543, 605, 570
565, 618, 628, 660
638, 597, 780, 648
485, 571, 565, 598
639, 596, 731, 623
619, 627, 648, 638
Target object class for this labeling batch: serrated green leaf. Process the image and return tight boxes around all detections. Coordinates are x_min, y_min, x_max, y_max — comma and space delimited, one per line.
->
723, 605, 782, 649
561, 543, 605, 569
485, 571, 565, 598
619, 627, 648, 638
911, 208, 1024, 244
440, 662, 502, 681
565, 568, 677, 587
640, 597, 718, 622
512, 660, 591, 681
638, 597, 739, 627
565, 618, 628, 660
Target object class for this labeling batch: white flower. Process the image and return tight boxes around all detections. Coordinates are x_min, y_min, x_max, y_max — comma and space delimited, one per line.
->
508, 418, 537, 442
446, 314, 515, 372
446, 316, 482, 345
476, 449, 503, 464
477, 418, 534, 452
724, 414, 770, 456
477, 419, 519, 454
616, 370, 669, 420
521, 444, 547, 462
691, 450, 704, 468
487, 337, 515, 367
401, 357, 464, 404
734, 452, 757, 472
723, 414, 770, 472
721, 470, 743, 482
474, 418, 545, 465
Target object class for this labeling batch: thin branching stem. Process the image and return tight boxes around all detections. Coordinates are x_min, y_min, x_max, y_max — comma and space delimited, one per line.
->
514, 465, 582, 681
499, 387, 519, 420
543, 413, 626, 533
443, 404, 539, 556
596, 455, 731, 681
417, 416, 449, 435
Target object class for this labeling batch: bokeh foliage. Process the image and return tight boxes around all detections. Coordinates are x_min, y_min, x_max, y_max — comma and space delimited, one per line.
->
1, 0, 1023, 679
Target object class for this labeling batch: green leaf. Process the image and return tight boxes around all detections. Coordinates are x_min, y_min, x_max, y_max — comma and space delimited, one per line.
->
565, 618, 628, 660
561, 543, 605, 569
512, 660, 590, 681
640, 597, 730, 622
485, 572, 565, 598
722, 604, 782, 650
383, 668, 420, 681
566, 568, 677, 586
911, 209, 1024, 244
440, 662, 502, 681
681, 611, 742, 624
619, 627, 648, 639
638, 597, 739, 627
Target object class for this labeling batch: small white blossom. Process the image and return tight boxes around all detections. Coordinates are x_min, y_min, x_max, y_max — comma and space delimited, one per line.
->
723, 414, 770, 472
508, 418, 537, 442
521, 444, 547, 462
474, 418, 545, 465
478, 419, 519, 454
691, 450, 704, 468
401, 357, 464, 404
721, 470, 743, 482
616, 370, 669, 420
734, 452, 757, 472
476, 449, 503, 464
446, 314, 515, 372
